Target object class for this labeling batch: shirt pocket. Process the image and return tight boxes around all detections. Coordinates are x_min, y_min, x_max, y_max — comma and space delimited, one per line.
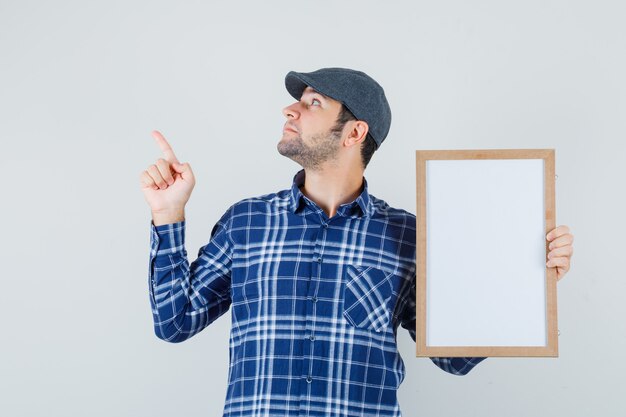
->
342, 265, 394, 332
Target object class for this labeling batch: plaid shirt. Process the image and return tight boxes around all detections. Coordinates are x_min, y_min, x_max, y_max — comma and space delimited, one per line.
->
148, 168, 485, 417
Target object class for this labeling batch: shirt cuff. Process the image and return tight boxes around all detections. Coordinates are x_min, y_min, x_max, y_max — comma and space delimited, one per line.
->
150, 219, 186, 257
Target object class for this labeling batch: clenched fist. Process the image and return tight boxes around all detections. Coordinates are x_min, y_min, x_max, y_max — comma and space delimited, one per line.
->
140, 130, 196, 224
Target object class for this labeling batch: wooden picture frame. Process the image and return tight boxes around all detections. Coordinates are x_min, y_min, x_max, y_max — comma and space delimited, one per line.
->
415, 149, 558, 357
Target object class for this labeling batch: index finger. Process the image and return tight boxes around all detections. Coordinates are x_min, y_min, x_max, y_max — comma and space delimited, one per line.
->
151, 130, 180, 164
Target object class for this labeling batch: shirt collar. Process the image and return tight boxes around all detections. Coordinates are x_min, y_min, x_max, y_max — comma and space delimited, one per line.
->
288, 168, 372, 218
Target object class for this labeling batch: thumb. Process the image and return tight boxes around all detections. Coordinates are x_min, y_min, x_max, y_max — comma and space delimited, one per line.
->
172, 162, 190, 177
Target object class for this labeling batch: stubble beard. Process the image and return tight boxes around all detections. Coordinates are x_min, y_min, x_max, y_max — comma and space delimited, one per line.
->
277, 129, 342, 171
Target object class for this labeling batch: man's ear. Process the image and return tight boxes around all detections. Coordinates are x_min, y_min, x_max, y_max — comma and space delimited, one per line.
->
345, 120, 369, 148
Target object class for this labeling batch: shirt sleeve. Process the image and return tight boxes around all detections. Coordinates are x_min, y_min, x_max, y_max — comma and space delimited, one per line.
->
397, 269, 487, 376
148, 206, 234, 343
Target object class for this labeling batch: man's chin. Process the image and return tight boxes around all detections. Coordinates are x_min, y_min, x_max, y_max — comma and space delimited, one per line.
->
276, 143, 303, 164
277, 139, 294, 154
276, 145, 295, 158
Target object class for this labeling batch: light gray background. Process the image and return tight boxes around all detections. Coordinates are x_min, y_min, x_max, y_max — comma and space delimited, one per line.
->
1, 1, 623, 416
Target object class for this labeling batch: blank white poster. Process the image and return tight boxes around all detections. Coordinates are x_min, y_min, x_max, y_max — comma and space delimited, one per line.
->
426, 159, 547, 347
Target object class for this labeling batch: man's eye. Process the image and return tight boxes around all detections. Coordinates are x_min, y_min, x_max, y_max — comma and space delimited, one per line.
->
311, 98, 321, 106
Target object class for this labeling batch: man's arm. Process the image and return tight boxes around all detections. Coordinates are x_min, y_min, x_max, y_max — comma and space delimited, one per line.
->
148, 206, 234, 343
397, 273, 486, 375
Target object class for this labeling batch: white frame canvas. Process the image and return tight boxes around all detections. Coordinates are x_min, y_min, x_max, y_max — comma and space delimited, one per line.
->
415, 149, 558, 357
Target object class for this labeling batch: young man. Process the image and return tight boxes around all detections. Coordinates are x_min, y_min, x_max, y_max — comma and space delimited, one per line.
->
140, 67, 574, 416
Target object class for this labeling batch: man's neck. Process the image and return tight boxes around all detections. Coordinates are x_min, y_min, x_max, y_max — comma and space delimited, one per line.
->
300, 166, 364, 219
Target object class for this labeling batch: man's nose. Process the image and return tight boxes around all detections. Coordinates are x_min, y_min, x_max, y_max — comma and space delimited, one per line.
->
282, 102, 301, 119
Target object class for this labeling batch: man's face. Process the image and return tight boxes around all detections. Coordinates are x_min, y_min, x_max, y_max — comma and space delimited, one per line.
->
277, 86, 346, 170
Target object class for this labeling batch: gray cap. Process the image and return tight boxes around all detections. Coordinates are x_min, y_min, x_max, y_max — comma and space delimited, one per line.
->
284, 67, 392, 150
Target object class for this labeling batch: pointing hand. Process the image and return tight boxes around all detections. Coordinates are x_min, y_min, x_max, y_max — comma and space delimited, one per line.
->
139, 130, 196, 214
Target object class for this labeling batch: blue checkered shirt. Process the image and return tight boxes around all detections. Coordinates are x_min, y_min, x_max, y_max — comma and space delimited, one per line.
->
148, 168, 485, 416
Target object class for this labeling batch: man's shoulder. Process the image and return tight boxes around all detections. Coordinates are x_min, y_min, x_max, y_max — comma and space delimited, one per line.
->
369, 193, 416, 224
227, 188, 292, 214
368, 194, 416, 248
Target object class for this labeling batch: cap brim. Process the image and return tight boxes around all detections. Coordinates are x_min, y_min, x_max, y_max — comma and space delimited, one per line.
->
285, 71, 342, 104
285, 71, 311, 101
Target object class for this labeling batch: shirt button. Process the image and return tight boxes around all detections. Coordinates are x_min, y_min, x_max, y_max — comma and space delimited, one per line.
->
306, 376, 312, 383
312, 296, 318, 303
322, 223, 328, 228
309, 335, 315, 341
317, 256, 322, 263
